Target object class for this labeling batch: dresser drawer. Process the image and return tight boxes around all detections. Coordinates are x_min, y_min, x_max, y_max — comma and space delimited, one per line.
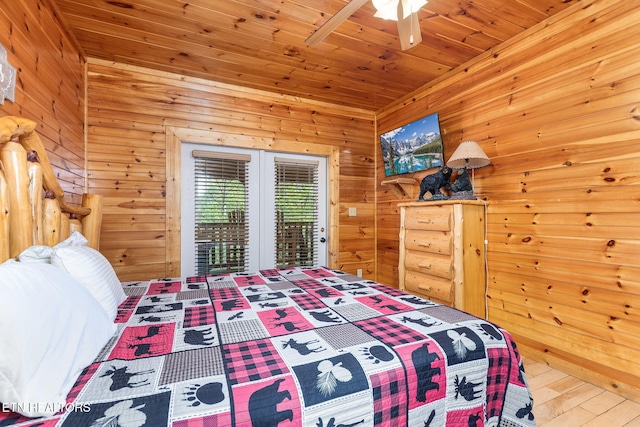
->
403, 270, 453, 303
404, 230, 451, 256
399, 201, 487, 318
403, 206, 452, 231
404, 250, 452, 280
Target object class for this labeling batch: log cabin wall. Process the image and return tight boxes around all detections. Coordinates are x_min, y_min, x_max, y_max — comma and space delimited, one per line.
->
0, 0, 86, 205
376, 0, 640, 402
85, 59, 376, 281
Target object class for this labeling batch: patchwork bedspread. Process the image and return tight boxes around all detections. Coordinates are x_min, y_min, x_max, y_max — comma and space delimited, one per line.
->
1, 267, 536, 427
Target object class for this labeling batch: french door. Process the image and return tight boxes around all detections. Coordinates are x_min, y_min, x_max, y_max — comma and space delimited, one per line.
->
181, 143, 327, 276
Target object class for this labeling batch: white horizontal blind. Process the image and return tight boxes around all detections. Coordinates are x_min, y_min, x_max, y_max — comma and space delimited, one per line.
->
274, 159, 319, 268
193, 151, 250, 274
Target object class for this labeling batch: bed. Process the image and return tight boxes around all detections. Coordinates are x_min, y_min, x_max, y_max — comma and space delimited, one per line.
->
0, 116, 536, 426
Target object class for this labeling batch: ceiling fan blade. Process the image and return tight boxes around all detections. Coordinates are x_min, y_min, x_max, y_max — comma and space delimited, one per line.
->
396, 0, 422, 50
305, 0, 370, 46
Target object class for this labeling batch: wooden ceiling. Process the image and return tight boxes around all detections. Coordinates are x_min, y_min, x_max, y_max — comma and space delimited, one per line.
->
53, 0, 579, 111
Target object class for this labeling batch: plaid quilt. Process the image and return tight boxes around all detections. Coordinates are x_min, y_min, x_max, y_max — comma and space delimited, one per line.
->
1, 267, 536, 427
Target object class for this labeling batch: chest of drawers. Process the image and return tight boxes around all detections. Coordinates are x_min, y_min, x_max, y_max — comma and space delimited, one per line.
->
398, 200, 487, 318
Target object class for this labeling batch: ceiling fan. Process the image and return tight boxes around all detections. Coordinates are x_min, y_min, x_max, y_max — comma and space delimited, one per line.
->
305, 0, 428, 51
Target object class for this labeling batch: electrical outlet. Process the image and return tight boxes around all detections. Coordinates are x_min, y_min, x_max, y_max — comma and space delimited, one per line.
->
357, 269, 363, 277
348, 207, 357, 216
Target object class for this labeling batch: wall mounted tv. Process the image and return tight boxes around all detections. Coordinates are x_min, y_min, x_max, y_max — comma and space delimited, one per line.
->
380, 112, 444, 176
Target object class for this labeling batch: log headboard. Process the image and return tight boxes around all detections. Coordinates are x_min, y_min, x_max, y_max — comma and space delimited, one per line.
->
0, 116, 103, 263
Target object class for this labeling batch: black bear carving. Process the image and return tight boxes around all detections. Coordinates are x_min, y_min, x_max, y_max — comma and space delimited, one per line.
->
418, 166, 452, 201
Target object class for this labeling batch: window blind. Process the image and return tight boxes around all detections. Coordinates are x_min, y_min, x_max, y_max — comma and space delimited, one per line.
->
274, 160, 319, 268
193, 151, 249, 274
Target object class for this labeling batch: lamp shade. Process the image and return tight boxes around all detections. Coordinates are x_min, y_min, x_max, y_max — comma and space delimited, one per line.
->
446, 140, 491, 169
372, 0, 428, 20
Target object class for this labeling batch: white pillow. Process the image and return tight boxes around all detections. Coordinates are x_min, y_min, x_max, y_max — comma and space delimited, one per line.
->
18, 233, 90, 264
55, 230, 89, 248
0, 261, 116, 417
18, 245, 53, 263
50, 245, 127, 320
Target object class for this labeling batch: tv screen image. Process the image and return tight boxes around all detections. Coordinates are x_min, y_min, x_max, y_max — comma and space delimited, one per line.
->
379, 112, 444, 176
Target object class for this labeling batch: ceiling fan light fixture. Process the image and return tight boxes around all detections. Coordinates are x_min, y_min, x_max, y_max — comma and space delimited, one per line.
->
372, 0, 398, 20
372, 0, 427, 21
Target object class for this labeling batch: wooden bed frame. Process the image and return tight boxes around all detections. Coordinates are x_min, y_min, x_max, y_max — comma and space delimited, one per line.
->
0, 116, 102, 263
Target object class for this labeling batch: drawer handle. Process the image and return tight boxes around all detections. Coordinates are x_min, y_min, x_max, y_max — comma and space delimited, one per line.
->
418, 242, 432, 248
418, 263, 432, 270
417, 219, 433, 224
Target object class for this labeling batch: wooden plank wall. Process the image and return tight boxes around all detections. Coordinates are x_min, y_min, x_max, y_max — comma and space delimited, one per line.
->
6, 0, 639, 406
0, 0, 85, 204
376, 0, 640, 402
85, 59, 376, 281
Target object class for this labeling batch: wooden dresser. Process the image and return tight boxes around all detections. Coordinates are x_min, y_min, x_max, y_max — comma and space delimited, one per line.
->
398, 200, 487, 318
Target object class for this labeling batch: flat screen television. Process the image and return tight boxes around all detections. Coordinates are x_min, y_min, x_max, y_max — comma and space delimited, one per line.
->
379, 112, 444, 176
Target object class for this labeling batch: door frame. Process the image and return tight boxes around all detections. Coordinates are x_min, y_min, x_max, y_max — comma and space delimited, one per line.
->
164, 126, 340, 277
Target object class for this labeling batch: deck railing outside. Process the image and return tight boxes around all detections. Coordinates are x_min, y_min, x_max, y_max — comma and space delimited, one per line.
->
196, 220, 314, 274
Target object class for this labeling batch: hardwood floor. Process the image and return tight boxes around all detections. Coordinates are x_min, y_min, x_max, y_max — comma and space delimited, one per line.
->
523, 357, 640, 426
